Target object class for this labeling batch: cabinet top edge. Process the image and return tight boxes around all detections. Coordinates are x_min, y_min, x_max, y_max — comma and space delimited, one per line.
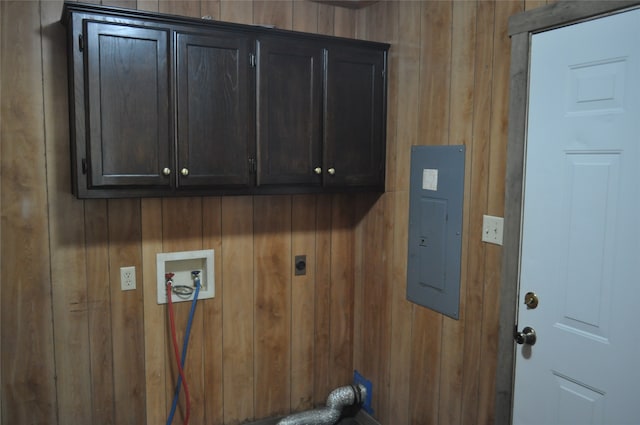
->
61, 1, 390, 50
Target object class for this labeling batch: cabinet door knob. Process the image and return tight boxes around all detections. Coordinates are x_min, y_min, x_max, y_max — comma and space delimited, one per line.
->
180, 168, 189, 176
327, 167, 336, 175
162, 167, 171, 176
314, 167, 322, 175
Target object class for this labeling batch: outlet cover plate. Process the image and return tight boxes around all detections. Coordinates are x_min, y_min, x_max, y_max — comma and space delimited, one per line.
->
120, 266, 136, 291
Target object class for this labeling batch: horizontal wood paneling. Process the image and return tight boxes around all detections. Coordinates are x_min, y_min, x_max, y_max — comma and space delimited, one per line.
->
0, 1, 551, 424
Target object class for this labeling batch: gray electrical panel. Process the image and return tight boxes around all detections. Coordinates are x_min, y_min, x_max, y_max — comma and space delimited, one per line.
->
407, 145, 465, 319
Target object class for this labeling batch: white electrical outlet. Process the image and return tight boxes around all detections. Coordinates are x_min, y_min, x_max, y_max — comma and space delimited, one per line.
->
120, 266, 136, 291
482, 215, 504, 245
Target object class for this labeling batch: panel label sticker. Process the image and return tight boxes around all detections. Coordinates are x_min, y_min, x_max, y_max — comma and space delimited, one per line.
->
422, 168, 439, 191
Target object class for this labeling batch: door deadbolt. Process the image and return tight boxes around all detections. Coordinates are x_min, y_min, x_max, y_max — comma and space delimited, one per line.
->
524, 292, 539, 309
514, 326, 537, 346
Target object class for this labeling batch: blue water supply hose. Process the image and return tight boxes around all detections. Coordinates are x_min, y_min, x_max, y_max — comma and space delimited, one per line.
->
166, 271, 201, 425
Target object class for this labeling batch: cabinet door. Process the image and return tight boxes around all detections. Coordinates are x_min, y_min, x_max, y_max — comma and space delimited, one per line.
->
176, 30, 253, 188
256, 37, 323, 186
85, 21, 172, 188
324, 45, 386, 189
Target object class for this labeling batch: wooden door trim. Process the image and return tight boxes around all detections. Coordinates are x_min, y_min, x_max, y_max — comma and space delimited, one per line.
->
496, 2, 640, 424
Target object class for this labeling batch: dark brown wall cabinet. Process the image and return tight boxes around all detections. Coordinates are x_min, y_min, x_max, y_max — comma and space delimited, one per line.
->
257, 38, 386, 190
63, 2, 388, 198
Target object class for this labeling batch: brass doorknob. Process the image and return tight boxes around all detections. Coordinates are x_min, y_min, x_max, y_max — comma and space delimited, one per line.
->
180, 168, 189, 176
514, 326, 537, 346
314, 167, 322, 175
162, 167, 171, 176
327, 167, 336, 175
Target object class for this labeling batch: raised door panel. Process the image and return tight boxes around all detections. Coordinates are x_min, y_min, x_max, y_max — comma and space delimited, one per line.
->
176, 30, 254, 189
85, 20, 172, 188
256, 37, 323, 187
324, 45, 386, 189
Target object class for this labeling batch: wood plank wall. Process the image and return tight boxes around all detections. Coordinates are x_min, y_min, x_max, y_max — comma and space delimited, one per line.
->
353, 1, 552, 424
0, 1, 550, 425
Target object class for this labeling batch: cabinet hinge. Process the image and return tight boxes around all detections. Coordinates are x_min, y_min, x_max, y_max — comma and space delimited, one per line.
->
81, 158, 87, 174
248, 157, 257, 173
78, 34, 84, 52
249, 53, 256, 68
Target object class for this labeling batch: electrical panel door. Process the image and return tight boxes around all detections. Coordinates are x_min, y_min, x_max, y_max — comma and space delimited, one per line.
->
407, 145, 465, 319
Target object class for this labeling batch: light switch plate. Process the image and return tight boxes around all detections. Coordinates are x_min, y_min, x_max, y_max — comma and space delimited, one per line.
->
482, 215, 504, 245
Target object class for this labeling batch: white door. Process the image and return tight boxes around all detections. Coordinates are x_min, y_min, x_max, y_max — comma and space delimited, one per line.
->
513, 9, 640, 425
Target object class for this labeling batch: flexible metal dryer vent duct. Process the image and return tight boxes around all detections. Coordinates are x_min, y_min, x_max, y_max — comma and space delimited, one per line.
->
277, 384, 367, 425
